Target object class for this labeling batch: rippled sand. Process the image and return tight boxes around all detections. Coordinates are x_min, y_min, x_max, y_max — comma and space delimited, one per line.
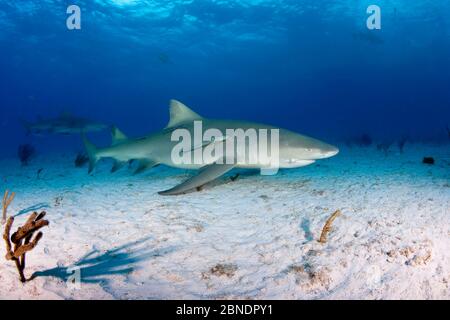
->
0, 144, 448, 299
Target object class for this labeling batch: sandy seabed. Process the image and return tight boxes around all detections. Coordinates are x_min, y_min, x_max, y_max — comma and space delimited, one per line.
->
0, 144, 448, 300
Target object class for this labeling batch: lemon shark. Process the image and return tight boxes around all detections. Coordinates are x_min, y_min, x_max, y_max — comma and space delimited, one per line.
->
22, 113, 108, 136
83, 100, 339, 195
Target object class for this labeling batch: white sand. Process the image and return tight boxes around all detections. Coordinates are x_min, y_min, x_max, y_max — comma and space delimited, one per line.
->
0, 144, 448, 300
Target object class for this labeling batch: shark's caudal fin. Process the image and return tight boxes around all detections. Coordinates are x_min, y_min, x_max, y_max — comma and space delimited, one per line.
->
82, 134, 99, 174
111, 126, 128, 146
166, 100, 203, 128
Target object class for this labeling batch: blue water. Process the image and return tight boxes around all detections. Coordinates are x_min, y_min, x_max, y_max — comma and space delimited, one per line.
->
1, 0, 449, 157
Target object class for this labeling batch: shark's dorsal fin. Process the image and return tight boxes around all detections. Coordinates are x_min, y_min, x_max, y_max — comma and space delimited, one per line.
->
111, 126, 128, 146
166, 100, 203, 128
159, 161, 235, 195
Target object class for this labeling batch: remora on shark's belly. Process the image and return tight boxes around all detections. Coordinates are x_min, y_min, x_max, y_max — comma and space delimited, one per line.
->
83, 100, 339, 195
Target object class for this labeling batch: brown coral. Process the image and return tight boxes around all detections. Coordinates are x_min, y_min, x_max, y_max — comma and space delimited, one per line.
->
3, 211, 49, 282
318, 210, 342, 244
2, 190, 15, 225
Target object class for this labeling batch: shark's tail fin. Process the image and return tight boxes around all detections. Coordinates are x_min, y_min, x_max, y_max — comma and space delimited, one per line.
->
82, 134, 99, 174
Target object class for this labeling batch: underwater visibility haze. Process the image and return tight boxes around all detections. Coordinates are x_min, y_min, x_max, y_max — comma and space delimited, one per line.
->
0, 0, 449, 154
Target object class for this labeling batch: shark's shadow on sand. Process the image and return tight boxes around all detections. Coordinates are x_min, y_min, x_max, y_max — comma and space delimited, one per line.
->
15, 203, 51, 217
300, 218, 314, 242
32, 237, 177, 284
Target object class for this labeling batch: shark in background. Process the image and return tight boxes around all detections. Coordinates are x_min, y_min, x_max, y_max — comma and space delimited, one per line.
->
22, 113, 108, 135
83, 100, 339, 195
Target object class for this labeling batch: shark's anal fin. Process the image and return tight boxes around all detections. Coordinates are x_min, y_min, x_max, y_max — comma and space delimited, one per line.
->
59, 111, 73, 119
159, 162, 235, 196
134, 159, 159, 175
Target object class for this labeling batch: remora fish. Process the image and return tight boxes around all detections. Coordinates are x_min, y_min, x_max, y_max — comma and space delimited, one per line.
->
83, 100, 339, 195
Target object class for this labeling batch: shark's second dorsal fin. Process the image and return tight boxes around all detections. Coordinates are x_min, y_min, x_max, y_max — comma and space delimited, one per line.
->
166, 100, 203, 128
111, 126, 128, 146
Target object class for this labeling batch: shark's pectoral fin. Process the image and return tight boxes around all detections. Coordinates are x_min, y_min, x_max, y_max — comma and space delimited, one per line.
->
159, 162, 235, 196
111, 160, 126, 173
134, 159, 159, 175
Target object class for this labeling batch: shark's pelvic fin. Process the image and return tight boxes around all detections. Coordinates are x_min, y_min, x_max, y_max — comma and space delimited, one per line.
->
111, 160, 126, 173
111, 126, 128, 146
134, 159, 159, 175
158, 162, 235, 196
166, 100, 203, 128
82, 134, 99, 174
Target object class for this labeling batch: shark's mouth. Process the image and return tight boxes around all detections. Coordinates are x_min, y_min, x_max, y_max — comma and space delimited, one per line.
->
281, 159, 316, 168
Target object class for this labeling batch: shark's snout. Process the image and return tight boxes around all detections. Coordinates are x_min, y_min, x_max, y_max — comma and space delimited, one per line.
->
321, 146, 339, 158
